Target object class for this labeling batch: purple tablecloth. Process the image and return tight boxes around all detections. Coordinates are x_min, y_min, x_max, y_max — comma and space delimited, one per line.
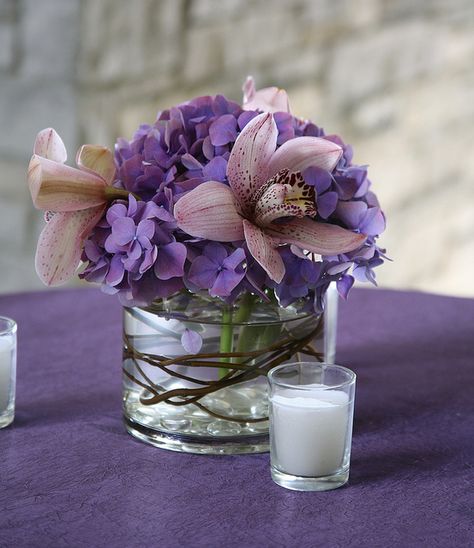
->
0, 287, 473, 547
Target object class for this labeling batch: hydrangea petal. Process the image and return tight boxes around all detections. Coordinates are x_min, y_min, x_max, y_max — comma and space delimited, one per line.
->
303, 166, 332, 194
181, 329, 203, 354
209, 114, 238, 146
211, 267, 245, 297
181, 153, 203, 171
112, 217, 136, 246
360, 207, 386, 236
155, 242, 187, 280
222, 247, 246, 271
203, 242, 228, 265
139, 246, 158, 274
106, 255, 125, 286
106, 203, 127, 225
337, 274, 355, 299
202, 156, 227, 182
335, 201, 368, 229
317, 191, 339, 219
187, 255, 218, 288
137, 219, 155, 241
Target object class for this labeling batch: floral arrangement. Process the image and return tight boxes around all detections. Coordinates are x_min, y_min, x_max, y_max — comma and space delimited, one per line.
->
27, 78, 386, 314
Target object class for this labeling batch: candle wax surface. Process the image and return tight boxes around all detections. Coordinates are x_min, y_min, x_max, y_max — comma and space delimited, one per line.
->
0, 336, 14, 410
271, 388, 351, 478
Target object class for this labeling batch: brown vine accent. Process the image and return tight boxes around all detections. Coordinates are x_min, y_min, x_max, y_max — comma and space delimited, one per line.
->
123, 315, 324, 424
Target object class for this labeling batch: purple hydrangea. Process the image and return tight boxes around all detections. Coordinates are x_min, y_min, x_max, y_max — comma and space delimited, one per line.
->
81, 195, 187, 305
187, 243, 246, 298
81, 93, 386, 311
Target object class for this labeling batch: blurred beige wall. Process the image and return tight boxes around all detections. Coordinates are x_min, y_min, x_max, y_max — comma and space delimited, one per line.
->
1, 0, 473, 296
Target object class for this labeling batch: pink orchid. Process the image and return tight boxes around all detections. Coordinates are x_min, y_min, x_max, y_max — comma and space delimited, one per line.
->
27, 128, 128, 286
174, 113, 366, 283
242, 76, 290, 113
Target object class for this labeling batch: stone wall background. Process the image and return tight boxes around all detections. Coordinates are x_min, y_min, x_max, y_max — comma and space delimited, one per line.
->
1, 0, 473, 296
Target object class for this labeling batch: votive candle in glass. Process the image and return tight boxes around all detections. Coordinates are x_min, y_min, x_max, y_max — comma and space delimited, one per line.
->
268, 362, 356, 491
0, 317, 17, 429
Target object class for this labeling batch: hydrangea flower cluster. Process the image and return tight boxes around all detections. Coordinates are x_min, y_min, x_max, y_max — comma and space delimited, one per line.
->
28, 79, 386, 313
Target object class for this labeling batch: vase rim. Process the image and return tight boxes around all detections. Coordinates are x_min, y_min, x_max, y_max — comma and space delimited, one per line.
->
126, 291, 318, 326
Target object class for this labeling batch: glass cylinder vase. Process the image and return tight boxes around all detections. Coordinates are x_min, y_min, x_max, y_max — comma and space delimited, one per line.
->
123, 289, 337, 455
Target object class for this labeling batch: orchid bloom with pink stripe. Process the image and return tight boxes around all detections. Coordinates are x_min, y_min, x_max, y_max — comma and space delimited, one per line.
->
174, 113, 366, 283
27, 128, 128, 286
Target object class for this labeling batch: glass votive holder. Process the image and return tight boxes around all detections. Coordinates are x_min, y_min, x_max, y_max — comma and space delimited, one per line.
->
268, 362, 356, 491
0, 316, 17, 429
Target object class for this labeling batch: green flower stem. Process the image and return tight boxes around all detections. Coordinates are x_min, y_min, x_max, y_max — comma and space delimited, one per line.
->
234, 294, 262, 361
258, 324, 284, 351
233, 292, 254, 324
218, 294, 257, 379
219, 306, 233, 379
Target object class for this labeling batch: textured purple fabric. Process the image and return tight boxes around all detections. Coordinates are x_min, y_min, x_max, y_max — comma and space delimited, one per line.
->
0, 288, 473, 547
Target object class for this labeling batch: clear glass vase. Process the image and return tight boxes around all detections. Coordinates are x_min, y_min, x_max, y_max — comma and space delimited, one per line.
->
123, 287, 337, 455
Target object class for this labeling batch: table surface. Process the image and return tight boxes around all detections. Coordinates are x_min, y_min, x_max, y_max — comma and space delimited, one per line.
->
0, 287, 473, 548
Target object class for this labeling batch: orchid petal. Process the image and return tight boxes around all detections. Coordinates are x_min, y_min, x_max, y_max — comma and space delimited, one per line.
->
242, 77, 290, 114
242, 76, 256, 104
267, 137, 343, 178
227, 112, 278, 213
245, 88, 290, 114
35, 206, 104, 286
253, 183, 287, 225
28, 155, 107, 211
266, 217, 367, 255
243, 220, 285, 283
174, 181, 244, 242
76, 144, 116, 184
34, 128, 67, 163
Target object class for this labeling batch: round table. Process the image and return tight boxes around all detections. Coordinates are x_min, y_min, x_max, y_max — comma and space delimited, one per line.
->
0, 287, 473, 547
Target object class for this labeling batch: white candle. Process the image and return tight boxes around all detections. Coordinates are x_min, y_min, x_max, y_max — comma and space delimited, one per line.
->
271, 388, 350, 477
0, 336, 14, 411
